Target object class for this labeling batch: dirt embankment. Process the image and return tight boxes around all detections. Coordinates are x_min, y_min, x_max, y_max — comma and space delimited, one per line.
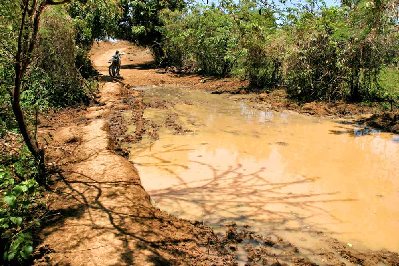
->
238, 91, 399, 133
33, 41, 399, 266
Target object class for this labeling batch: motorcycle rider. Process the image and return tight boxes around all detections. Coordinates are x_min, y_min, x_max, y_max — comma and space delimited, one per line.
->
110, 50, 121, 76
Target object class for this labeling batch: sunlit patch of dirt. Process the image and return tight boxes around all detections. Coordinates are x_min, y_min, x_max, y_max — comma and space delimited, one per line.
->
230, 90, 379, 120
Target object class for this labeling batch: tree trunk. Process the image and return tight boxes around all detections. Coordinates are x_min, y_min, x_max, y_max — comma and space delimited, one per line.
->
11, 0, 46, 183
12, 64, 46, 183
11, 0, 71, 184
350, 66, 361, 102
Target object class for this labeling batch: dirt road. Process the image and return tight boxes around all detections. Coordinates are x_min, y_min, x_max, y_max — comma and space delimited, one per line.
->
34, 41, 399, 265
33, 43, 235, 265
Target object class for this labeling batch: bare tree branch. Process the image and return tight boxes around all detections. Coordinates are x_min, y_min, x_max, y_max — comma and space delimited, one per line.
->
22, 0, 46, 73
13, 0, 41, 159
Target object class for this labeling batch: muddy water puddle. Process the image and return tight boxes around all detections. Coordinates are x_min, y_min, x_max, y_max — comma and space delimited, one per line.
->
129, 87, 399, 253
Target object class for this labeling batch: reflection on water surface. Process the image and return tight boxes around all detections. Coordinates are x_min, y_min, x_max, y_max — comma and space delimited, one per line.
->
130, 87, 399, 252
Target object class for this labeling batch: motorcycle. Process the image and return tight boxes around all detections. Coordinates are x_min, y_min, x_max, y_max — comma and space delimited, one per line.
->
108, 56, 121, 78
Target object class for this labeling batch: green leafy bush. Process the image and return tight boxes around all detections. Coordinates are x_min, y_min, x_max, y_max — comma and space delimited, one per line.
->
235, 8, 281, 88
0, 147, 44, 264
0, 1, 18, 137
284, 31, 347, 101
32, 7, 95, 107
285, 2, 398, 102
160, 0, 398, 102
68, 0, 121, 46
161, 5, 240, 76
113, 0, 184, 64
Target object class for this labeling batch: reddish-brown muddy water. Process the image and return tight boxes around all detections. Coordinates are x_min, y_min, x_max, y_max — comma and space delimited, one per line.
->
129, 86, 399, 253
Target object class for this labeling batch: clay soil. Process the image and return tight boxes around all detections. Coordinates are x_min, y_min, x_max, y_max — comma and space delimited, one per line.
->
32, 41, 399, 265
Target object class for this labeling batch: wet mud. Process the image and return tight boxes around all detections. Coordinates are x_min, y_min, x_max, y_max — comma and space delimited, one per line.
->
114, 85, 399, 265
34, 41, 399, 265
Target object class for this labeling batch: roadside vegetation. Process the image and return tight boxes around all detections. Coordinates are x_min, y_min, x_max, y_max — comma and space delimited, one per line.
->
0, 0, 186, 262
0, 0, 398, 264
0, 0, 118, 263
159, 0, 399, 104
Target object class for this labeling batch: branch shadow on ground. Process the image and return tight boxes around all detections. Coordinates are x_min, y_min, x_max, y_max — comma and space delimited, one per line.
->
133, 142, 357, 233
36, 161, 226, 265
129, 143, 360, 262
121, 62, 156, 70
36, 140, 357, 265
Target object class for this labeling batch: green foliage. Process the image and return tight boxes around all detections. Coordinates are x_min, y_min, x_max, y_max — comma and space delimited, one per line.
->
378, 67, 399, 96
0, 148, 43, 264
161, 3, 247, 76
66, 0, 122, 78
283, 7, 349, 101
118, 0, 185, 44
0, 1, 19, 136
244, 35, 283, 89
118, 0, 185, 63
0, 87, 14, 138
285, 32, 346, 101
1, 3, 100, 130
160, 0, 398, 102
68, 0, 121, 46
287, 1, 398, 102
369, 67, 399, 107
234, 6, 280, 87
75, 47, 99, 79
31, 7, 95, 107
162, 6, 240, 76
160, 1, 281, 80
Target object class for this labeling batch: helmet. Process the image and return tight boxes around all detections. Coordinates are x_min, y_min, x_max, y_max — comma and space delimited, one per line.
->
116, 50, 119, 54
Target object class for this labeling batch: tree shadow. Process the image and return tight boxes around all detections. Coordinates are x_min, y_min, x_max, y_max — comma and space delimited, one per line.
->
97, 75, 124, 83
127, 142, 366, 264
121, 62, 156, 70
133, 143, 357, 236
35, 159, 225, 265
